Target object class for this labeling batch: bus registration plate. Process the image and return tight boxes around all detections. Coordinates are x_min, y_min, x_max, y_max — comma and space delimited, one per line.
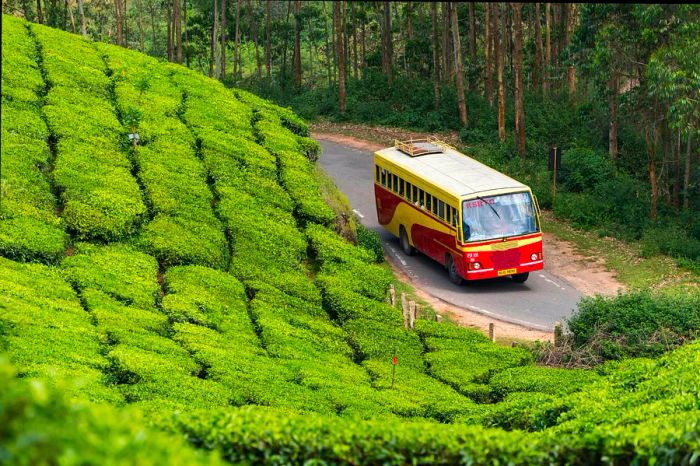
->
498, 268, 517, 276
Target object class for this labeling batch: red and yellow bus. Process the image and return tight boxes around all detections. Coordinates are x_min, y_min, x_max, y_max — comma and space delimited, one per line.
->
374, 138, 543, 285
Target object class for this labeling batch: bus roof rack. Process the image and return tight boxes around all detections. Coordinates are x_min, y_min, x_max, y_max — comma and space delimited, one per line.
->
394, 136, 457, 157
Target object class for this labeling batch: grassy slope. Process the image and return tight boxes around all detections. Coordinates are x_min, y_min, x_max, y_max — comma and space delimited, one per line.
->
1, 16, 699, 465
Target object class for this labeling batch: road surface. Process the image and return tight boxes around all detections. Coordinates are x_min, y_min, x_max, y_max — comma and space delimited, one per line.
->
317, 139, 583, 331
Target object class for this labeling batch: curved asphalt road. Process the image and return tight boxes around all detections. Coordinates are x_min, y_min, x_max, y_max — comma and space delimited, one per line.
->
317, 139, 583, 331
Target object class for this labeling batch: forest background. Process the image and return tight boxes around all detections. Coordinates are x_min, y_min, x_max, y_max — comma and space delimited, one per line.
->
3, 0, 699, 273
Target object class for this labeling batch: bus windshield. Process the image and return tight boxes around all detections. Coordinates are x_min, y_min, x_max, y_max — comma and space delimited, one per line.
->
462, 192, 538, 242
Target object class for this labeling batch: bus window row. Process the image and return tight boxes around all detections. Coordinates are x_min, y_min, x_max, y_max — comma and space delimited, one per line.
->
376, 165, 458, 228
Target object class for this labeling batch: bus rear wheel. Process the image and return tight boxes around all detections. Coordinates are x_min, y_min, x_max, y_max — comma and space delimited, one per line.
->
512, 272, 529, 283
399, 226, 415, 256
447, 256, 463, 286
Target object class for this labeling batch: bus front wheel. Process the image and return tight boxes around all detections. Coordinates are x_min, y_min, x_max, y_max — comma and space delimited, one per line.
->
446, 256, 463, 286
512, 272, 529, 283
399, 226, 415, 256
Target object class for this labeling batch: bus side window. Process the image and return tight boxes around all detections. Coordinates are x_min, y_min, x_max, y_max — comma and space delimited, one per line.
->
381, 169, 387, 187
432, 197, 438, 216
392, 174, 398, 193
438, 200, 445, 219
419, 190, 425, 208
426, 194, 432, 212
405, 182, 411, 200
387, 171, 392, 190
399, 178, 405, 197
375, 165, 380, 182
412, 185, 418, 203
451, 206, 458, 227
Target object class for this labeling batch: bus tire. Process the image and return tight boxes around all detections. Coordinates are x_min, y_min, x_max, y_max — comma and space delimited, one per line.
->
512, 272, 529, 283
399, 226, 415, 256
446, 255, 463, 286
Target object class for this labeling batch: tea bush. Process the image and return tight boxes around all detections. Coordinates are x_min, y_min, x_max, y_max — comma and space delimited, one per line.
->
1, 18, 66, 263
32, 23, 147, 240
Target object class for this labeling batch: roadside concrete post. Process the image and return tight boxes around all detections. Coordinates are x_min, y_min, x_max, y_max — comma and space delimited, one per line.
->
415, 304, 421, 320
401, 293, 408, 329
489, 323, 496, 342
409, 301, 416, 329
554, 321, 563, 347
389, 284, 396, 307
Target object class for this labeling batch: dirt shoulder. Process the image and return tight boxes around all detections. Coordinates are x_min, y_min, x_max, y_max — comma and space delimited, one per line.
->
313, 125, 627, 341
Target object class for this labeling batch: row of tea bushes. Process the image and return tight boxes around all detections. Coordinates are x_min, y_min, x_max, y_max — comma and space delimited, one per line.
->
416, 320, 533, 402
100, 45, 229, 269
31, 22, 146, 241
0, 358, 222, 466
0, 257, 121, 404
169, 72, 319, 302
62, 243, 237, 412
242, 89, 334, 227
0, 16, 66, 263
308, 224, 484, 421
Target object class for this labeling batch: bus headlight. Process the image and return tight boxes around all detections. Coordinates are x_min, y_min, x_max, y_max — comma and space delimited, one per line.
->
472, 262, 481, 270
531, 253, 538, 261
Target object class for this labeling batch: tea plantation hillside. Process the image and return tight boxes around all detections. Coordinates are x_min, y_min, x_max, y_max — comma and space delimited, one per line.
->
1, 15, 699, 465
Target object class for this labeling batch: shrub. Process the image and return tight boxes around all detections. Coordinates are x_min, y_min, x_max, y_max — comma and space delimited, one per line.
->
567, 290, 700, 360
356, 223, 385, 263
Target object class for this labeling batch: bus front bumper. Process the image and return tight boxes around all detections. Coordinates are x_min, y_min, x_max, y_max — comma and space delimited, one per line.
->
464, 259, 544, 280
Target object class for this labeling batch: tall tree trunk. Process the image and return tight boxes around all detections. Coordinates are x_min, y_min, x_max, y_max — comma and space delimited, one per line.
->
210, 0, 218, 78
513, 2, 526, 161
184, 0, 189, 66
334, 1, 345, 114
496, 3, 505, 141
36, 0, 44, 24
451, 2, 468, 128
533, 3, 543, 94
484, 3, 493, 104
251, 0, 260, 80
148, 0, 157, 54
490, 3, 499, 99
342, 1, 349, 79
114, 0, 123, 45
323, 1, 332, 87
673, 130, 681, 209
124, 0, 129, 44
608, 73, 618, 161
468, 2, 476, 60
76, 0, 85, 35
544, 2, 551, 95
67, 0, 76, 32
265, 0, 271, 81
565, 3, 577, 98
282, 0, 291, 85
431, 2, 441, 110
174, 0, 182, 63
166, 4, 173, 61
221, 0, 228, 80
683, 134, 692, 209
381, 1, 392, 85
442, 2, 452, 84
137, 0, 144, 52
308, 17, 314, 83
662, 128, 671, 205
351, 1, 358, 80
646, 124, 659, 222
361, 20, 366, 73
293, 0, 301, 87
